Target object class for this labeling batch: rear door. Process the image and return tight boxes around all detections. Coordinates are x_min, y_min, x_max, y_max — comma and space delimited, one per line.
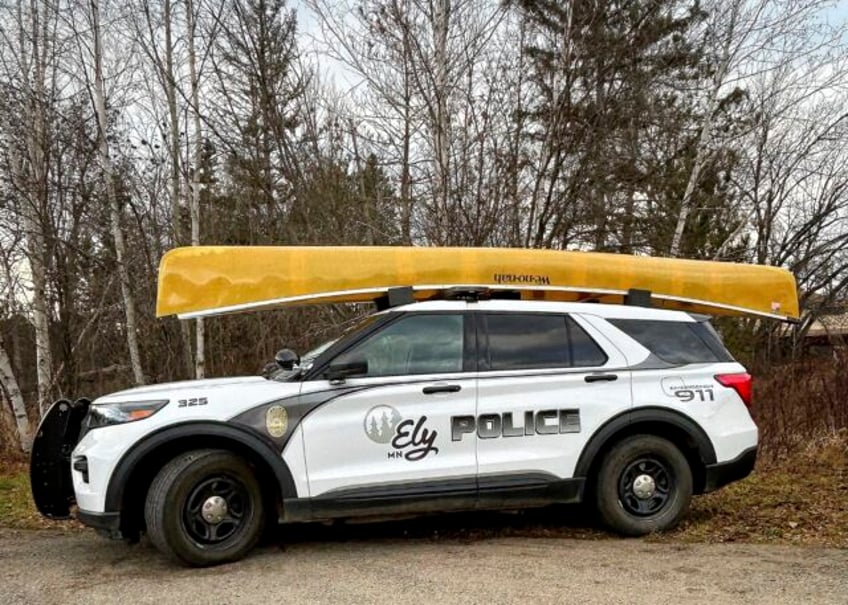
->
472, 312, 631, 492
300, 311, 478, 507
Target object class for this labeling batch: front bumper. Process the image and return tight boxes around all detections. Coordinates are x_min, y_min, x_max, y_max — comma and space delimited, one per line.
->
703, 446, 757, 492
30, 398, 90, 519
76, 509, 123, 538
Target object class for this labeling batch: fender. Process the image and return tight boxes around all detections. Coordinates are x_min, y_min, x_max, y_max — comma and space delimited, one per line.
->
103, 421, 297, 513
573, 406, 717, 478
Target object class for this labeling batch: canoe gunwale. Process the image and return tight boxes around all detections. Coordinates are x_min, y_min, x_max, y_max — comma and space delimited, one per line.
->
173, 283, 797, 322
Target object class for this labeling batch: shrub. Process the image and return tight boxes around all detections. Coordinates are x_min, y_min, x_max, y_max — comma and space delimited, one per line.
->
752, 351, 848, 464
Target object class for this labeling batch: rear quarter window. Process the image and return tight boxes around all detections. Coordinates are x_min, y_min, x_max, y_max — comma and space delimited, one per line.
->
608, 319, 734, 365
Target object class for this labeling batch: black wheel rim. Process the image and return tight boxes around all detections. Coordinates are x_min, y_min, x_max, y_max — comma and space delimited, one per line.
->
618, 456, 673, 517
182, 475, 251, 545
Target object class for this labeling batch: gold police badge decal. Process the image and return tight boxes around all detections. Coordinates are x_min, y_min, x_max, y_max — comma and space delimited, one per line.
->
265, 406, 288, 438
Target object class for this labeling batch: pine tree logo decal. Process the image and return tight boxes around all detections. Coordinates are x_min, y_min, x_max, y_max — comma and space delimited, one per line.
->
364, 405, 402, 444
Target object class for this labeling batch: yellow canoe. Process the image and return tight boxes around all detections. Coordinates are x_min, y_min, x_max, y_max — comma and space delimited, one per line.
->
156, 246, 799, 321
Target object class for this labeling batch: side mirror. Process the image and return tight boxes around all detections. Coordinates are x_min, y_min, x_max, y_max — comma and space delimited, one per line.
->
274, 348, 299, 371
326, 359, 368, 382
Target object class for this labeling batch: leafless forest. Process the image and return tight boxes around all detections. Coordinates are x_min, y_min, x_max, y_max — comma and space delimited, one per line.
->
1, 0, 846, 454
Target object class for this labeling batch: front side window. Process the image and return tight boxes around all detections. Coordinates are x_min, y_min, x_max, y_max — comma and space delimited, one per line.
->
484, 313, 607, 371
332, 313, 464, 377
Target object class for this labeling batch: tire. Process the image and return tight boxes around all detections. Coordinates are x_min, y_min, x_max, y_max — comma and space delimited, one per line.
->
594, 435, 692, 536
144, 449, 265, 566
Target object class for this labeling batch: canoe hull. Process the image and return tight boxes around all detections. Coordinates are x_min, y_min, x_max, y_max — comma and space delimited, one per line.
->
156, 246, 799, 321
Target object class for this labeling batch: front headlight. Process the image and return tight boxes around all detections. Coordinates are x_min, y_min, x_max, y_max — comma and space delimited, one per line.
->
87, 400, 169, 428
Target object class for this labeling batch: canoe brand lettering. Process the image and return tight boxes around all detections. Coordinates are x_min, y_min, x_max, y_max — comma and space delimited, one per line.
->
493, 273, 551, 286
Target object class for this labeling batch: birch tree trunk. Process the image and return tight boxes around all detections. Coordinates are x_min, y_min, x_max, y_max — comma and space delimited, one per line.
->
186, 0, 205, 379
89, 0, 145, 385
163, 0, 182, 248
400, 21, 413, 245
433, 0, 451, 232
0, 332, 31, 452
669, 1, 740, 257
17, 0, 54, 416
20, 168, 53, 416
163, 0, 194, 378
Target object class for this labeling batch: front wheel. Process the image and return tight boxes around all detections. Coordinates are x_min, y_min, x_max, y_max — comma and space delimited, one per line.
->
144, 449, 265, 566
594, 435, 692, 536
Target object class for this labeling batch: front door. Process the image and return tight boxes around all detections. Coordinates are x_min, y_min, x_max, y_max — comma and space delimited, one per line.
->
300, 311, 477, 509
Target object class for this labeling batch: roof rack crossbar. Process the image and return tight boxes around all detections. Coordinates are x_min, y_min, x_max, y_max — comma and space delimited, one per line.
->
374, 286, 415, 311
625, 288, 653, 308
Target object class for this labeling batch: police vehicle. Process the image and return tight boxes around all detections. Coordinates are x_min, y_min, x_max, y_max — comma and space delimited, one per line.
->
31, 246, 795, 566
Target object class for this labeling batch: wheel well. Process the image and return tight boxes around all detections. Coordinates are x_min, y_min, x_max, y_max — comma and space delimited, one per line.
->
118, 435, 283, 538
582, 421, 708, 496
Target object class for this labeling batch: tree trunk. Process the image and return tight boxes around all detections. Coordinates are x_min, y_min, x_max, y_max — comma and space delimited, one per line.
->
433, 0, 451, 233
90, 0, 145, 385
669, 1, 739, 257
400, 17, 413, 245
21, 184, 53, 416
164, 0, 182, 246
161, 0, 195, 378
0, 332, 31, 452
17, 0, 54, 417
186, 0, 205, 379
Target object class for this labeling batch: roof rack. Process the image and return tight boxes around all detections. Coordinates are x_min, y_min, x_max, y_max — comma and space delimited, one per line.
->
374, 286, 530, 308
624, 288, 652, 308
373, 286, 415, 311
375, 286, 655, 309
433, 287, 523, 302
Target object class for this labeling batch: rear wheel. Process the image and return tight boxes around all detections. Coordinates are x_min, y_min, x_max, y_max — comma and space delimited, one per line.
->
144, 449, 265, 566
594, 435, 692, 536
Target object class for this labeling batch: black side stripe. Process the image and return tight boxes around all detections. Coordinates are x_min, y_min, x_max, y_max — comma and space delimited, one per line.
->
230, 386, 368, 451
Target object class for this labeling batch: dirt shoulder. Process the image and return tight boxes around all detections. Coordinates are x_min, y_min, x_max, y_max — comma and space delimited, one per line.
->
1, 528, 846, 605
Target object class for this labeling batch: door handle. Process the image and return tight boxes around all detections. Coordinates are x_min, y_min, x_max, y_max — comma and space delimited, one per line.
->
584, 373, 618, 383
422, 384, 462, 395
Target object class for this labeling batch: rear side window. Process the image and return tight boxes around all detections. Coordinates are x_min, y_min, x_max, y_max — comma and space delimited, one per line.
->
608, 319, 733, 364
483, 314, 607, 370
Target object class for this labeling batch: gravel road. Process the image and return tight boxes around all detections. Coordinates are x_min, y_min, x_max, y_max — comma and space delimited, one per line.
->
1, 526, 846, 604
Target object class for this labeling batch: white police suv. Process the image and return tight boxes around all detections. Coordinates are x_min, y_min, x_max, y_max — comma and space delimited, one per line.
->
31, 296, 757, 566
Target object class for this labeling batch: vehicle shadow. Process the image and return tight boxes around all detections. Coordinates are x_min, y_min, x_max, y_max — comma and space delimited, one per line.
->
268, 503, 612, 548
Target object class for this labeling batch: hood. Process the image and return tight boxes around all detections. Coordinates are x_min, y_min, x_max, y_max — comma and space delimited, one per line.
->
93, 376, 273, 403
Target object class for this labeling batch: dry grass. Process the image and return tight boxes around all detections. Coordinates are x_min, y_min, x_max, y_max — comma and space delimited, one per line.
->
660, 431, 848, 547
0, 460, 78, 530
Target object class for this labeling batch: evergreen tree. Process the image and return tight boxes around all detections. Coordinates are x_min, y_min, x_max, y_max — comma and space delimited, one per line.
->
508, 0, 709, 250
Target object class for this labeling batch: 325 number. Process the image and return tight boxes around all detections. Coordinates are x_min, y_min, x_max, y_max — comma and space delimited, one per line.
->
177, 397, 208, 407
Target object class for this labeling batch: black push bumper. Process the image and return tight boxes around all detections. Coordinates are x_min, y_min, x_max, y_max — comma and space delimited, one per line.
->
703, 446, 757, 492
76, 510, 122, 534
30, 398, 90, 519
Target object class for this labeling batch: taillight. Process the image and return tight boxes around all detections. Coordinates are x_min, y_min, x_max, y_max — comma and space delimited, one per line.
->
715, 373, 753, 409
